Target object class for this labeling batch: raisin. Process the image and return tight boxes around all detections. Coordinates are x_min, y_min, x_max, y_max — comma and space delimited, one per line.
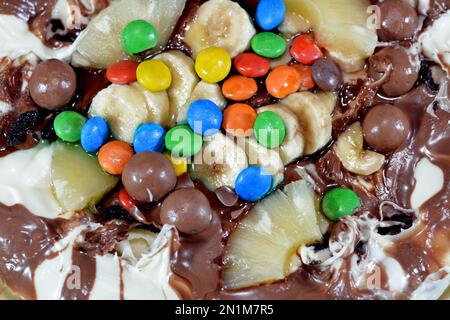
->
5, 111, 40, 146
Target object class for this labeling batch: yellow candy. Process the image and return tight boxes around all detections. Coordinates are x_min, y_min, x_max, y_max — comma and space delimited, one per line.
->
136, 60, 172, 92
164, 152, 187, 176
195, 47, 231, 84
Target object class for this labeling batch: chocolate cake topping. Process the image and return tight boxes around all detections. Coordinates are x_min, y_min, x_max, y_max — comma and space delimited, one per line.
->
377, 0, 419, 41
29, 59, 77, 110
369, 45, 419, 97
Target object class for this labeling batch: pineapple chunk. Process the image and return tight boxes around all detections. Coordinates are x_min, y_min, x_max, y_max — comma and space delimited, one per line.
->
222, 180, 322, 289
51, 142, 119, 213
284, 0, 378, 72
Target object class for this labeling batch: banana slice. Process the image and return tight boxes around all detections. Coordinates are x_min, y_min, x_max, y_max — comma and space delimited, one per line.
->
72, 0, 187, 68
177, 81, 227, 124
282, 92, 332, 155
278, 11, 312, 37
190, 132, 248, 191
154, 50, 199, 126
130, 83, 170, 127
334, 122, 385, 176
258, 104, 305, 165
244, 138, 284, 188
89, 84, 149, 143
184, 0, 256, 58
317, 91, 337, 114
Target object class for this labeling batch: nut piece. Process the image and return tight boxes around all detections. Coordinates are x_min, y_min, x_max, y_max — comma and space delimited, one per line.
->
334, 122, 385, 176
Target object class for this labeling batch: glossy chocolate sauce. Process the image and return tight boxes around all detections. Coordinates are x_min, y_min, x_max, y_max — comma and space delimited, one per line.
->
0, 0, 449, 300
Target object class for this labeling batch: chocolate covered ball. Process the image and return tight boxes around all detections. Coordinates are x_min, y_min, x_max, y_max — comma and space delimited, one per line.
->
312, 58, 343, 91
369, 46, 419, 97
29, 59, 77, 110
378, 0, 419, 41
363, 104, 411, 153
160, 188, 212, 235
122, 152, 177, 202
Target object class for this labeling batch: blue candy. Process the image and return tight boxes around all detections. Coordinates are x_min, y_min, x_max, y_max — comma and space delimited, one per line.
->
81, 116, 109, 153
133, 123, 166, 153
187, 99, 223, 136
235, 166, 272, 202
256, 0, 286, 31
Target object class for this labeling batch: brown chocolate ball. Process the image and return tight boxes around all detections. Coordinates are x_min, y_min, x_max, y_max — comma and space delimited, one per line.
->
368, 46, 419, 97
312, 58, 343, 92
363, 104, 411, 153
122, 152, 177, 202
160, 188, 212, 235
378, 0, 419, 41
29, 59, 77, 110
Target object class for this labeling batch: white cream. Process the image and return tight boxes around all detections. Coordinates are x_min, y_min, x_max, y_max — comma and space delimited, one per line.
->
410, 158, 444, 209
0, 14, 77, 61
0, 101, 12, 116
32, 224, 181, 300
420, 11, 450, 75
0, 143, 62, 219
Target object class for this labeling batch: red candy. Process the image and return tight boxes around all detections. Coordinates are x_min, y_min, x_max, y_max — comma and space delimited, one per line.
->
234, 53, 271, 78
290, 34, 323, 65
119, 188, 136, 212
106, 60, 140, 84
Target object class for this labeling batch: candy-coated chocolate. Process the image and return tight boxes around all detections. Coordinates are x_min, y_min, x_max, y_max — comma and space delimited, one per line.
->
136, 60, 172, 92
98, 141, 134, 175
254, 111, 286, 149
256, 0, 286, 31
290, 34, 323, 65
133, 123, 166, 153
322, 187, 361, 222
312, 58, 343, 91
118, 188, 136, 212
222, 103, 257, 137
187, 100, 223, 136
265, 65, 301, 98
164, 152, 188, 176
292, 64, 315, 90
251, 32, 286, 59
122, 152, 177, 202
121, 20, 158, 55
54, 111, 86, 143
160, 188, 212, 235
235, 166, 272, 202
165, 125, 203, 158
106, 60, 139, 84
81, 116, 109, 153
234, 53, 270, 78
195, 47, 231, 83
29, 59, 77, 110
222, 75, 258, 101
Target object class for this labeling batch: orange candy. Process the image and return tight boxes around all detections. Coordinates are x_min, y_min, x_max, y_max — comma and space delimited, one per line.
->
265, 65, 301, 99
292, 64, 315, 90
222, 103, 257, 137
98, 141, 134, 175
222, 75, 258, 101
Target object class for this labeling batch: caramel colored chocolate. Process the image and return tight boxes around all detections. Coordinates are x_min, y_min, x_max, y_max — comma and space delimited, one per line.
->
160, 188, 212, 235
363, 104, 411, 153
369, 46, 419, 97
29, 59, 77, 110
122, 152, 177, 203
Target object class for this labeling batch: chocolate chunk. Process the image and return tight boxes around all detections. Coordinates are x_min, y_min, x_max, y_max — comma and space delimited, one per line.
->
378, 0, 419, 41
29, 59, 77, 110
215, 186, 239, 207
122, 152, 177, 203
312, 58, 342, 91
160, 188, 212, 235
368, 46, 419, 97
5, 111, 40, 146
362, 104, 411, 153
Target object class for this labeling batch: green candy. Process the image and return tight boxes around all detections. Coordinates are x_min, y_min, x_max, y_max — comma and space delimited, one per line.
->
254, 111, 286, 149
165, 125, 203, 158
322, 187, 361, 222
121, 20, 158, 55
251, 32, 286, 59
54, 111, 87, 143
